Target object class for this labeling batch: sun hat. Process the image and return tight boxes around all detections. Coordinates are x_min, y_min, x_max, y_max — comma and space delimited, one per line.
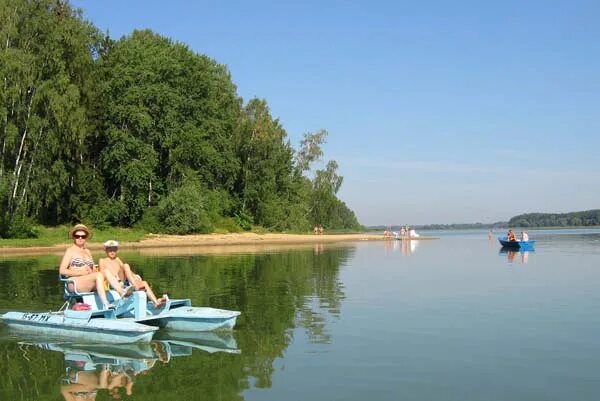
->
69, 224, 93, 239
103, 240, 119, 248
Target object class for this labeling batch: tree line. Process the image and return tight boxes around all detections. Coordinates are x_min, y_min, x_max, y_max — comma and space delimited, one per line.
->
0, 0, 361, 237
370, 209, 600, 231
508, 209, 600, 228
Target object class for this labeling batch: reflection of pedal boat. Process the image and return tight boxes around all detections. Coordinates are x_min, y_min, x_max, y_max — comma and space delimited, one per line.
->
155, 330, 240, 354
1, 287, 240, 343
30, 342, 155, 369
497, 236, 536, 248
23, 333, 240, 373
28, 341, 161, 375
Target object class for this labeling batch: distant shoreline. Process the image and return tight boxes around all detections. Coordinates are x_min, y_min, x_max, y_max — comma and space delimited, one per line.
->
0, 232, 438, 256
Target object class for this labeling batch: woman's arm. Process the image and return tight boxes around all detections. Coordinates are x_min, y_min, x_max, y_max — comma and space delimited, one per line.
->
59, 249, 73, 276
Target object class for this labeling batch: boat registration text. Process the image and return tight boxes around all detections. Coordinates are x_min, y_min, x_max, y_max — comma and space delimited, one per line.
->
22, 313, 51, 322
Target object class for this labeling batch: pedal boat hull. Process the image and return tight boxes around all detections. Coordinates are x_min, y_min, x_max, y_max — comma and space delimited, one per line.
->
1, 310, 157, 343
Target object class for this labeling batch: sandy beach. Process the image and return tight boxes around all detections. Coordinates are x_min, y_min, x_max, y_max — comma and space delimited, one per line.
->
0, 232, 437, 256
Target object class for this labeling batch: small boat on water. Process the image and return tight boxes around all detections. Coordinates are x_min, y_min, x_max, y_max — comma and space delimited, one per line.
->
497, 236, 536, 248
1, 282, 240, 343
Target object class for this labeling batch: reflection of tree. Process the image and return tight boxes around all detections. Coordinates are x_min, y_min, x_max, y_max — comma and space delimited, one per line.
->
0, 256, 64, 310
0, 246, 354, 400
0, 343, 64, 401
297, 247, 351, 344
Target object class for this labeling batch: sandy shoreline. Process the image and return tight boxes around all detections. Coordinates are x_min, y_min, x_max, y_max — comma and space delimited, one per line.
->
0, 232, 436, 256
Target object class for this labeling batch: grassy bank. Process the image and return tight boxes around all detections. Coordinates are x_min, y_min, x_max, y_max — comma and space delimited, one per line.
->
0, 226, 148, 248
0, 226, 364, 248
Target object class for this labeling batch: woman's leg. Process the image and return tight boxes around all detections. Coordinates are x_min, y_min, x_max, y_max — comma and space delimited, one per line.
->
70, 273, 98, 292
69, 273, 111, 307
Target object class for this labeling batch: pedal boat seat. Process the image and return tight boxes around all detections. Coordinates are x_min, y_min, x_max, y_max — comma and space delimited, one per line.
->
59, 274, 95, 300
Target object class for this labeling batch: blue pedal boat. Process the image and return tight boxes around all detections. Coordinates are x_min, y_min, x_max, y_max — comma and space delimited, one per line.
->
1, 276, 241, 343
497, 236, 536, 249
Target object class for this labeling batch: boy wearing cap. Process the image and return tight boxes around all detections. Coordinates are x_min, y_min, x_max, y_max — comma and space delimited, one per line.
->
99, 240, 167, 307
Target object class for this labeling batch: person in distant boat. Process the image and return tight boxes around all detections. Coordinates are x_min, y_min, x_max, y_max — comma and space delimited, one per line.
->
507, 229, 517, 241
59, 224, 127, 309
99, 240, 167, 308
521, 231, 529, 241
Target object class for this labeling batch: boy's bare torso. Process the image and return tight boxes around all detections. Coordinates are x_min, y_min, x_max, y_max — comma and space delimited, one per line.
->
101, 257, 125, 281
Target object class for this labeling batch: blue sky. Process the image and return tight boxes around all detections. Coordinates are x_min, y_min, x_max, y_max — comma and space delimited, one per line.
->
72, 0, 600, 225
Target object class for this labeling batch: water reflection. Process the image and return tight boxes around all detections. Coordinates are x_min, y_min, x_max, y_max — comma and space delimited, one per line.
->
385, 238, 419, 255
0, 246, 353, 400
499, 247, 535, 264
21, 331, 240, 400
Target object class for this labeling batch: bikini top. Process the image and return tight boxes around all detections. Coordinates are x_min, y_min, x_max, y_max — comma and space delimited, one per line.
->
69, 256, 95, 270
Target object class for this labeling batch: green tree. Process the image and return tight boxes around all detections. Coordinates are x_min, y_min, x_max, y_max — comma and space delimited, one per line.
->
234, 98, 307, 230
0, 0, 101, 234
94, 29, 241, 225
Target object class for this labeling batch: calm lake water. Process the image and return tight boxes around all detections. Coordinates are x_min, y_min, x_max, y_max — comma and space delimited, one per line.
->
1, 229, 600, 400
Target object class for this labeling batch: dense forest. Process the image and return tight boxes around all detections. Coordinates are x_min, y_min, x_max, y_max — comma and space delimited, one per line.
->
0, 0, 361, 238
508, 210, 600, 228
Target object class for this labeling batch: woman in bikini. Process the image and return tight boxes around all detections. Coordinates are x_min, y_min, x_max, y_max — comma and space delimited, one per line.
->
59, 224, 132, 309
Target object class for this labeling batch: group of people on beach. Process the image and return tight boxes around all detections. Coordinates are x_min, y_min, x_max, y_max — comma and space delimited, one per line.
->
59, 224, 167, 310
313, 225, 325, 235
383, 226, 419, 239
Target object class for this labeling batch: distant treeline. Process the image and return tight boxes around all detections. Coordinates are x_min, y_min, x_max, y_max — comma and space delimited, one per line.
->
369, 209, 600, 231
508, 210, 600, 228
0, 0, 361, 238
